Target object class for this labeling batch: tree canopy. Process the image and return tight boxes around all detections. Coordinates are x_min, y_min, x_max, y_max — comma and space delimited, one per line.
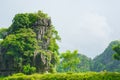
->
59, 50, 80, 72
112, 41, 120, 60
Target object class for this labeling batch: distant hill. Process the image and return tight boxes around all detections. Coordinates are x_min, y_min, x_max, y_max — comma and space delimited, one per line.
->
92, 40, 120, 72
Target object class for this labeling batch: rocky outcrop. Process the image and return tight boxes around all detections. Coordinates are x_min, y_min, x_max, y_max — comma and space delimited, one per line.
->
0, 18, 53, 75
33, 18, 52, 72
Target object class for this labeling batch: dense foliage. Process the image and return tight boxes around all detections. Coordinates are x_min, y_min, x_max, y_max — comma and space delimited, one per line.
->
1, 28, 38, 72
112, 40, 120, 60
58, 50, 80, 72
1, 72, 120, 80
57, 53, 92, 72
8, 11, 49, 34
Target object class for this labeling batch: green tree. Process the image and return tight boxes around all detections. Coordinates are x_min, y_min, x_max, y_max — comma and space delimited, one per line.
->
8, 10, 49, 34
48, 26, 61, 67
57, 54, 92, 72
112, 42, 120, 60
9, 14, 30, 33
1, 28, 39, 72
60, 50, 80, 72
23, 64, 36, 74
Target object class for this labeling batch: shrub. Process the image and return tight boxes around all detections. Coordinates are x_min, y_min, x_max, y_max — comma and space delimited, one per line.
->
23, 64, 36, 75
3, 72, 120, 80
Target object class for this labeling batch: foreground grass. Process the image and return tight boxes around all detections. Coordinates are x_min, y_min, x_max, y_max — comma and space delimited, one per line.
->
0, 72, 120, 80
0, 77, 4, 80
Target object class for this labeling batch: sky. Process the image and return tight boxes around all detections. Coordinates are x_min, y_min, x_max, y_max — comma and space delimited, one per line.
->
1, 0, 120, 58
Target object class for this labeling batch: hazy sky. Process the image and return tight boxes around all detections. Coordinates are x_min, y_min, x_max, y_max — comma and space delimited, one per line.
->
1, 0, 120, 58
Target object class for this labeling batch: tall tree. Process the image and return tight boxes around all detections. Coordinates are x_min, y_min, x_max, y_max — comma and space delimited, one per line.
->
59, 50, 80, 72
57, 53, 92, 72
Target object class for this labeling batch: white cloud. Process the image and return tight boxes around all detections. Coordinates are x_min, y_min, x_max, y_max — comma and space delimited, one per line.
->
58, 13, 111, 58
80, 13, 111, 38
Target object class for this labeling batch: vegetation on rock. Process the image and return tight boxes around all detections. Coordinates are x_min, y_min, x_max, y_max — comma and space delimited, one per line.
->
0, 11, 60, 75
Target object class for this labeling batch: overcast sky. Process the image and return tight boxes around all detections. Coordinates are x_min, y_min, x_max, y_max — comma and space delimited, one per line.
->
1, 0, 120, 58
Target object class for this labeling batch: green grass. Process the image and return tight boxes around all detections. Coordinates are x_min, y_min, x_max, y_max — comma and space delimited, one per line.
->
1, 72, 120, 80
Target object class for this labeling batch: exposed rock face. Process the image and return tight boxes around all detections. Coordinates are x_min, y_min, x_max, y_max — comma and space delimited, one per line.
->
33, 18, 51, 49
0, 18, 52, 75
33, 18, 52, 72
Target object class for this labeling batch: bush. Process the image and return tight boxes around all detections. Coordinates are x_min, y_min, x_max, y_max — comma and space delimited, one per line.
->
23, 64, 36, 75
3, 72, 120, 80
49, 68, 56, 73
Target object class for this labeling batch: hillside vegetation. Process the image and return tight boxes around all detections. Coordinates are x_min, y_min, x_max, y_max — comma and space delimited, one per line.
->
92, 40, 120, 72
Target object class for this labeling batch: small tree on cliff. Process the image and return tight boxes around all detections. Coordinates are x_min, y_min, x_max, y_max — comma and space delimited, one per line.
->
112, 42, 120, 60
